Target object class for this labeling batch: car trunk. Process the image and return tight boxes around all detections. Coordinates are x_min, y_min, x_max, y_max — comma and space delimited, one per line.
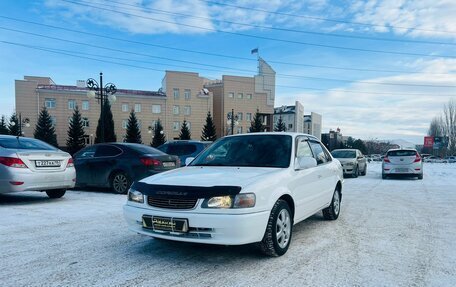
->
16, 151, 70, 172
141, 154, 180, 171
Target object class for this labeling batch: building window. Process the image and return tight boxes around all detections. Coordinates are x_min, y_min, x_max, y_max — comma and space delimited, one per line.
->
173, 105, 180, 115
152, 104, 161, 114
184, 105, 191, 116
122, 103, 129, 112
50, 116, 56, 127
82, 117, 89, 128
288, 124, 293, 129
184, 89, 191, 100
135, 103, 141, 113
173, 121, 180, 131
228, 92, 234, 98
247, 94, 252, 100
173, 88, 180, 99
45, 98, 56, 109
122, 120, 128, 129
82, 100, 89, 111
237, 127, 243, 134
246, 113, 252, 121
68, 99, 76, 110
237, 112, 243, 121
138, 120, 142, 129
237, 93, 243, 99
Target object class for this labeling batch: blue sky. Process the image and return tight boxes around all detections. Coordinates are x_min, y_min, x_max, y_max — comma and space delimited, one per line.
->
1, 0, 455, 143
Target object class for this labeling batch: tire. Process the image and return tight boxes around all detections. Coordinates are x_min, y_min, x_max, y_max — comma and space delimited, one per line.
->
418, 173, 423, 180
258, 200, 293, 257
110, 171, 131, 194
382, 173, 387, 179
322, 188, 341, 220
352, 165, 359, 178
361, 165, 367, 176
46, 189, 66, 199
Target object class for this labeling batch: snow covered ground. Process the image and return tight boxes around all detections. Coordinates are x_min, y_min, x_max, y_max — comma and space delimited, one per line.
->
0, 163, 455, 287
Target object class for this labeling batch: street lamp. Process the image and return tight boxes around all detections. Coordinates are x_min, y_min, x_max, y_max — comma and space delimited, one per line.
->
227, 109, 239, 135
86, 72, 117, 143
10, 113, 30, 136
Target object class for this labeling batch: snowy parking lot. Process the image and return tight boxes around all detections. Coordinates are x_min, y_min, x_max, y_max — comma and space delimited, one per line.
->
1, 163, 455, 287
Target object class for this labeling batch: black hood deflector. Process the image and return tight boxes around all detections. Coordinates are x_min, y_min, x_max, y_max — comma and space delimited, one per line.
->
131, 182, 242, 199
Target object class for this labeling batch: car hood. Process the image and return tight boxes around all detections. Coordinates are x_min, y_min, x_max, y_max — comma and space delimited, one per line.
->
139, 166, 282, 188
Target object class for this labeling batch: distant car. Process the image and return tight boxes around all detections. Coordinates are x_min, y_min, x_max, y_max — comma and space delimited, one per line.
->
157, 140, 211, 166
424, 156, 448, 163
74, 143, 179, 194
331, 149, 367, 177
382, 149, 423, 179
444, 156, 456, 163
0, 135, 75, 198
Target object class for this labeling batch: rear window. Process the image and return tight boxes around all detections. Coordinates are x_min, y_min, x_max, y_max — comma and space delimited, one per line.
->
166, 144, 198, 156
387, 150, 416, 157
0, 137, 56, 150
125, 144, 165, 155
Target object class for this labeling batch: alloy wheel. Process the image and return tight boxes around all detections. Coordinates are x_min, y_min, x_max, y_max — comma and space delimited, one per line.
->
276, 209, 291, 249
113, 173, 128, 193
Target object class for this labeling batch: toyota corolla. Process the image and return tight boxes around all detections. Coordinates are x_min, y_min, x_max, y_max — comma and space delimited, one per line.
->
123, 133, 344, 256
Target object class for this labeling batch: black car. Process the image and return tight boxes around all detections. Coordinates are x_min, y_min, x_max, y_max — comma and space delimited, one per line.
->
74, 143, 179, 194
157, 140, 212, 166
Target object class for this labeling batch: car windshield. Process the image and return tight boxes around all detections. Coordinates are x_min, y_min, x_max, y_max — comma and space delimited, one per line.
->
331, 150, 356, 158
387, 150, 416, 157
190, 135, 292, 168
0, 137, 57, 151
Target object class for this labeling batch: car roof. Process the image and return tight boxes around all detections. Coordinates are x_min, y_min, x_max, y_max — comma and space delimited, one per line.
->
223, 132, 319, 141
387, 148, 417, 152
331, 149, 358, 151
164, 140, 212, 144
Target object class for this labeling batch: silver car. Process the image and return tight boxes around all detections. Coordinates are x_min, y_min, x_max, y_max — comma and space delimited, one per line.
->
0, 135, 76, 198
331, 149, 367, 178
382, 149, 423, 180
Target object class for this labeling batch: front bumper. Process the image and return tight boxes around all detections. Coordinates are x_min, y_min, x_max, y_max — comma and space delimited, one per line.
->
123, 204, 270, 245
341, 164, 356, 175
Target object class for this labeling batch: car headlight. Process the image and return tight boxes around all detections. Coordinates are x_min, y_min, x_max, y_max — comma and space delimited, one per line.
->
202, 193, 256, 209
128, 188, 144, 203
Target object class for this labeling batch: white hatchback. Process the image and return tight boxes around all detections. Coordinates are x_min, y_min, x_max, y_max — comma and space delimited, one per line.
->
382, 149, 423, 179
0, 135, 76, 198
124, 133, 344, 256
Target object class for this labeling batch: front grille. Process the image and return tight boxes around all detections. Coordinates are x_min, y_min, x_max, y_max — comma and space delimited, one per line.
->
147, 197, 198, 209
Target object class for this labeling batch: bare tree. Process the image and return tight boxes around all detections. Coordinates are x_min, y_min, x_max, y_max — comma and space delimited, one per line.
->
442, 99, 456, 155
427, 116, 444, 137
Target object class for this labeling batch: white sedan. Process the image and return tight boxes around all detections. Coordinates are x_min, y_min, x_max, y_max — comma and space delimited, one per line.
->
0, 135, 75, 198
123, 133, 344, 256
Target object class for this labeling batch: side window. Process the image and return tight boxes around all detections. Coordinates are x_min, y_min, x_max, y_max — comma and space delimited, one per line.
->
75, 146, 97, 159
94, 145, 122, 157
309, 141, 328, 165
296, 139, 313, 158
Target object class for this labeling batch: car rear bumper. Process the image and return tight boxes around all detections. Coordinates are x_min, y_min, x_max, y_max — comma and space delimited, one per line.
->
0, 167, 76, 193
123, 204, 270, 245
382, 164, 422, 175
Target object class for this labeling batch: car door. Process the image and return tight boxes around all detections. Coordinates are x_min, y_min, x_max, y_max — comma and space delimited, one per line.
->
308, 141, 335, 208
357, 150, 367, 171
90, 145, 123, 186
73, 146, 97, 186
289, 137, 321, 222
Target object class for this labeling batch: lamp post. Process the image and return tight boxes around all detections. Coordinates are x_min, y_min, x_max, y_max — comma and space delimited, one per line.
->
86, 72, 117, 143
227, 109, 239, 135
11, 113, 30, 136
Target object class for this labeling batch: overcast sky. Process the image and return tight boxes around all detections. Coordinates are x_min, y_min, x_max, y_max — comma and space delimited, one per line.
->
1, 0, 455, 143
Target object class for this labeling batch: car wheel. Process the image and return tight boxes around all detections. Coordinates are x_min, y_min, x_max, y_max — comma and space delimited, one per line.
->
382, 173, 387, 179
361, 165, 367, 176
110, 171, 131, 194
46, 189, 66, 199
418, 173, 423, 180
352, 165, 359, 178
258, 199, 293, 257
322, 188, 341, 220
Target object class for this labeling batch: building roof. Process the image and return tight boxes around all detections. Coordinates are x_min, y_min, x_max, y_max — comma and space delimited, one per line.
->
36, 84, 165, 97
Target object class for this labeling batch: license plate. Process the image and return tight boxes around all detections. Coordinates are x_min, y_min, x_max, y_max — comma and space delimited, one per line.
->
162, 162, 176, 167
395, 168, 409, 173
142, 215, 188, 233
35, 160, 61, 167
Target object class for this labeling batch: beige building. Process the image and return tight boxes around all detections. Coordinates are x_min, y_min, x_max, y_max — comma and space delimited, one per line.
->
304, 112, 322, 140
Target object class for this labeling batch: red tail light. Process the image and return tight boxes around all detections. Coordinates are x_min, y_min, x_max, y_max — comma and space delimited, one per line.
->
383, 157, 390, 163
67, 158, 74, 168
176, 158, 181, 167
414, 153, 422, 163
140, 157, 161, 167
0, 157, 28, 168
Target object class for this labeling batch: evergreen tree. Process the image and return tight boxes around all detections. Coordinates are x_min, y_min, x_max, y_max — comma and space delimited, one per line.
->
179, 120, 191, 140
95, 99, 116, 143
0, 115, 9, 135
274, 115, 286, 132
8, 113, 20, 136
66, 106, 86, 155
34, 106, 58, 147
151, 118, 166, 147
125, 110, 142, 144
201, 111, 217, 141
249, 109, 264, 133
353, 139, 368, 155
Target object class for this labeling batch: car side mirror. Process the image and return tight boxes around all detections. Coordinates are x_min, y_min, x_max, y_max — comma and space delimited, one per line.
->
295, 157, 317, 170
185, 157, 195, 166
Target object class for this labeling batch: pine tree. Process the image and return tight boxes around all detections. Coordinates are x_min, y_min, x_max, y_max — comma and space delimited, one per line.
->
66, 106, 86, 155
201, 111, 217, 141
249, 109, 264, 133
95, 99, 117, 143
179, 120, 191, 140
274, 115, 286, 132
125, 110, 142, 144
34, 106, 58, 147
8, 113, 20, 136
0, 115, 9, 135
151, 118, 166, 147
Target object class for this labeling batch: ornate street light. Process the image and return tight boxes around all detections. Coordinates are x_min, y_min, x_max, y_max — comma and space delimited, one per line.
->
10, 113, 30, 136
227, 109, 239, 135
86, 72, 117, 143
